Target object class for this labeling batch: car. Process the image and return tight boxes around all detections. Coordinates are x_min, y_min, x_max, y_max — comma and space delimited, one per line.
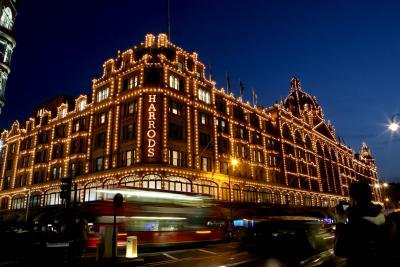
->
238, 216, 345, 267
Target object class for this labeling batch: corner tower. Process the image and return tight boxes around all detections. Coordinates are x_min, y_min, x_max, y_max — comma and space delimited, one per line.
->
0, 0, 16, 113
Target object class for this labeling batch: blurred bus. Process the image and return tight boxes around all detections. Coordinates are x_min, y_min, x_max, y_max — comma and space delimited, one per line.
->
84, 187, 227, 248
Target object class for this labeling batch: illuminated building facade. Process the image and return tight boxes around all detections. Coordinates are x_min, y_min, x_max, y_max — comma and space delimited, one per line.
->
0, 0, 16, 113
0, 33, 382, 213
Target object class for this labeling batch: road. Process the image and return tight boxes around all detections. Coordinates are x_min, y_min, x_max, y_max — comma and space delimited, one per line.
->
123, 241, 346, 267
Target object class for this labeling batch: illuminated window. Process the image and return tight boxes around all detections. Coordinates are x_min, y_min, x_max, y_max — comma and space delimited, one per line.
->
201, 157, 210, 171
97, 87, 109, 102
51, 166, 62, 180
74, 121, 80, 132
95, 157, 103, 171
220, 162, 228, 174
11, 196, 24, 209
128, 102, 136, 114
99, 112, 107, 124
59, 108, 67, 118
198, 88, 210, 104
199, 113, 208, 125
169, 150, 183, 166
169, 75, 179, 90
122, 150, 133, 166
0, 7, 13, 30
45, 192, 61, 206
123, 75, 139, 90
143, 174, 162, 190
78, 99, 86, 111
177, 62, 183, 71
169, 101, 182, 115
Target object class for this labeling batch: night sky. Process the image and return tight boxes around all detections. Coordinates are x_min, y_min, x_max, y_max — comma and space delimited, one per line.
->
1, 0, 400, 182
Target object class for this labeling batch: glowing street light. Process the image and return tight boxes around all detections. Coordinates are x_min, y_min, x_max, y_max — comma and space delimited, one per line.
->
388, 113, 400, 132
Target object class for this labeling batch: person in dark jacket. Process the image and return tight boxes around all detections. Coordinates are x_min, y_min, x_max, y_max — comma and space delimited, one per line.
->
334, 181, 390, 267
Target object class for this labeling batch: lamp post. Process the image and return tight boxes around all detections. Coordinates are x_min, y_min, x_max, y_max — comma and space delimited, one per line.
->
388, 113, 400, 132
229, 158, 238, 220
25, 187, 31, 223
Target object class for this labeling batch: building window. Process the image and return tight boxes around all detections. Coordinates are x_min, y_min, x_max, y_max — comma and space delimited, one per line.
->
0, 7, 13, 30
201, 157, 210, 171
169, 75, 180, 90
123, 75, 139, 91
54, 124, 66, 138
60, 108, 67, 118
98, 112, 107, 125
128, 102, 136, 114
220, 162, 228, 174
95, 132, 105, 148
2, 176, 10, 189
122, 124, 135, 141
218, 119, 228, 134
255, 150, 263, 163
73, 117, 86, 132
52, 144, 64, 159
11, 197, 24, 210
78, 99, 86, 111
198, 88, 210, 104
169, 101, 182, 116
95, 157, 104, 171
122, 150, 133, 166
97, 87, 109, 102
33, 170, 46, 184
199, 112, 209, 125
169, 150, 183, 166
51, 166, 62, 180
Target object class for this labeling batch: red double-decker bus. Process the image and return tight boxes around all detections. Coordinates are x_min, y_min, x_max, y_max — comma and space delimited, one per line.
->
84, 188, 227, 249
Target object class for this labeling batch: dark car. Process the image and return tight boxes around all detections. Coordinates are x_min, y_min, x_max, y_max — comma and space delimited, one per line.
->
239, 216, 345, 267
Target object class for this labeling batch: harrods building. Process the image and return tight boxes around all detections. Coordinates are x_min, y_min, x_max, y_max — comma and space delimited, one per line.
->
0, 33, 382, 212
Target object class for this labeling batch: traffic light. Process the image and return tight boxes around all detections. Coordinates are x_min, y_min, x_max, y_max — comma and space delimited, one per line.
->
60, 177, 72, 200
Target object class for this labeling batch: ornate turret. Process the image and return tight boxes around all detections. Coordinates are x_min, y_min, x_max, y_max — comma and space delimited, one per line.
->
283, 77, 324, 124
0, 0, 17, 113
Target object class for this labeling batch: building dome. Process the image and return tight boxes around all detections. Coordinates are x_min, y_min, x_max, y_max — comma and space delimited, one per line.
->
283, 77, 321, 117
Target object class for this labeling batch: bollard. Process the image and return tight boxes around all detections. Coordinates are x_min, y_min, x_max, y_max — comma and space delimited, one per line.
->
125, 236, 138, 258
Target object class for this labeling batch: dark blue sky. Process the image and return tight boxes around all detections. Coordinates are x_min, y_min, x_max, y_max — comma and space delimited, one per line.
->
2, 0, 400, 181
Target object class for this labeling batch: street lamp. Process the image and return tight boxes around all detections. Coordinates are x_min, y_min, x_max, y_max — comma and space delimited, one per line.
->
24, 187, 31, 223
388, 113, 400, 132
228, 158, 238, 221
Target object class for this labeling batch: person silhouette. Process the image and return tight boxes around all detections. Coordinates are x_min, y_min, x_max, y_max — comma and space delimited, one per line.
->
334, 181, 390, 267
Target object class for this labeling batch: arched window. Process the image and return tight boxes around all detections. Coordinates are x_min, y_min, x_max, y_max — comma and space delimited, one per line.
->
0, 7, 13, 30
84, 182, 102, 202
303, 195, 312, 206
221, 182, 229, 201
282, 124, 293, 141
44, 190, 61, 206
11, 195, 25, 209
243, 186, 257, 202
120, 175, 141, 188
143, 174, 162, 190
295, 131, 303, 146
29, 193, 42, 208
165, 176, 191, 193
192, 180, 218, 198
233, 185, 241, 202
295, 193, 302, 206
273, 191, 281, 204
259, 189, 273, 203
